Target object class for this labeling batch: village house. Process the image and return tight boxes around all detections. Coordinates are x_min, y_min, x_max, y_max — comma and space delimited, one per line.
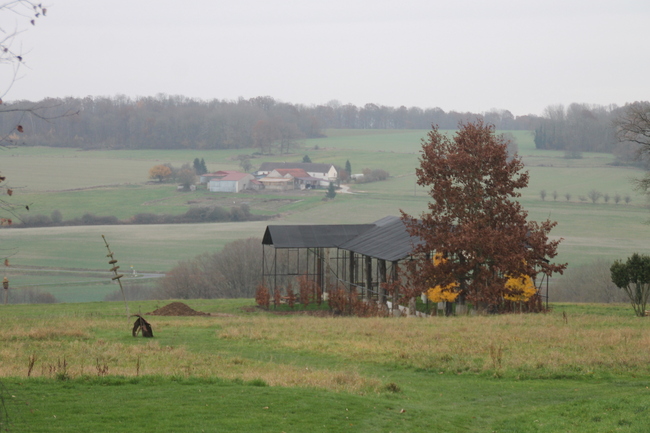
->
258, 175, 293, 191
200, 171, 229, 184
255, 162, 338, 187
265, 168, 321, 190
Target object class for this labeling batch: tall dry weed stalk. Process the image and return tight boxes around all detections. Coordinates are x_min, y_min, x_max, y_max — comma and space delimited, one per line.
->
27, 353, 36, 377
489, 344, 503, 370
102, 235, 130, 322
96, 359, 109, 377
45, 357, 69, 381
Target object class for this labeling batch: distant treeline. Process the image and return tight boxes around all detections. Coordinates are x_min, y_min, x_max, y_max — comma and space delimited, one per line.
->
1, 95, 536, 152
1, 96, 321, 153
1, 95, 645, 156
533, 103, 621, 153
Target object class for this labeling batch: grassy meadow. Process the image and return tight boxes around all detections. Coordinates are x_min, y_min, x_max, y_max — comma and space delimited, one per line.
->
1, 130, 650, 432
1, 128, 650, 302
1, 301, 650, 432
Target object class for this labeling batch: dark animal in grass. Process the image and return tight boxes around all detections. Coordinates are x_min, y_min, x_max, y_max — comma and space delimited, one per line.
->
132, 314, 154, 338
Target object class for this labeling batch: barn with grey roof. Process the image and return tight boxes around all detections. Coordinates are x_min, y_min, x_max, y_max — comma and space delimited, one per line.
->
262, 216, 422, 304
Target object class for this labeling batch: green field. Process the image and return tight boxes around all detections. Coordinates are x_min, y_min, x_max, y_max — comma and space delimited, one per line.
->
1, 301, 649, 432
2, 130, 649, 432
2, 129, 650, 302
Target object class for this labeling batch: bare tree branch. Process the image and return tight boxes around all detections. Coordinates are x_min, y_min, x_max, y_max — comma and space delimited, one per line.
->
0, 1, 54, 236
0, 1, 47, 99
614, 101, 650, 149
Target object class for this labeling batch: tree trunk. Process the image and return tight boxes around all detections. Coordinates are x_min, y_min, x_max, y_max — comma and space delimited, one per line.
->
408, 297, 416, 316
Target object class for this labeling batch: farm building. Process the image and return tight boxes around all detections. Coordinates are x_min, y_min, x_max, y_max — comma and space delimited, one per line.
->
258, 176, 293, 191
262, 216, 421, 305
206, 171, 255, 193
261, 168, 322, 190
255, 162, 337, 187
200, 171, 227, 184
262, 216, 551, 314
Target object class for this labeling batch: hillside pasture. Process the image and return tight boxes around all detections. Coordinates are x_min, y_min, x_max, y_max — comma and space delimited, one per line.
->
1, 222, 267, 302
1, 129, 650, 302
0, 146, 248, 192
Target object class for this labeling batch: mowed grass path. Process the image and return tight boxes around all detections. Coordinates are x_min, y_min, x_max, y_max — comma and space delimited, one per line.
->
1, 301, 649, 432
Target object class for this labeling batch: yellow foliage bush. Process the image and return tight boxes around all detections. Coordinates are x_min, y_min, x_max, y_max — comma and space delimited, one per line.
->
504, 274, 536, 301
426, 253, 536, 303
426, 253, 460, 302
426, 284, 460, 303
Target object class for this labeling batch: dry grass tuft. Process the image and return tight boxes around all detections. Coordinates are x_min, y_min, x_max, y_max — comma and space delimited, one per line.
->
1, 307, 649, 392
215, 313, 650, 377
0, 321, 90, 341
0, 314, 380, 393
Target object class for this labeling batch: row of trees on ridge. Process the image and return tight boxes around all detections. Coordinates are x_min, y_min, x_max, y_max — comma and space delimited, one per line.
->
539, 189, 632, 204
1, 95, 633, 152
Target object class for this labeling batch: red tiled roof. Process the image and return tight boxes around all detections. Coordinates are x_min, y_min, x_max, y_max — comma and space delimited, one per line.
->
203, 171, 233, 178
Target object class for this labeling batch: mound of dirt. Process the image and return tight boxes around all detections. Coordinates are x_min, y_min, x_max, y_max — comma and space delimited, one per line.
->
147, 302, 210, 316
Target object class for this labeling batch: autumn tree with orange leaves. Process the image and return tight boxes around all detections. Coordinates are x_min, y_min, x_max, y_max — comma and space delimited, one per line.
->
148, 164, 172, 182
402, 121, 566, 313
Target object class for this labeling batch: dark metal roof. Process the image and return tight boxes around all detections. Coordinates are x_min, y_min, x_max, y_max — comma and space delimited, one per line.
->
263, 216, 423, 261
262, 224, 374, 248
339, 216, 422, 262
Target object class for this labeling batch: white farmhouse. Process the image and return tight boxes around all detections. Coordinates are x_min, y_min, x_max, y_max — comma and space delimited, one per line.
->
255, 163, 337, 187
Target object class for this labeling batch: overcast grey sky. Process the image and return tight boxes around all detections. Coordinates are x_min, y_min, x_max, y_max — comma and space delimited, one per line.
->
3, 0, 649, 116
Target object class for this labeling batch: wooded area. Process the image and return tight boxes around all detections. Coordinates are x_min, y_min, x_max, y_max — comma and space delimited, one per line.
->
0, 95, 539, 151
2, 95, 648, 158
533, 103, 620, 153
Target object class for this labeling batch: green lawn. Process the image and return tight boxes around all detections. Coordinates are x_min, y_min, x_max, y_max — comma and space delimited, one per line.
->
1, 301, 649, 432
4, 374, 648, 432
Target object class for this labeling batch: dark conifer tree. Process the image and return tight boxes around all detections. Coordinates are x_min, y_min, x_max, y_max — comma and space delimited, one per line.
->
325, 182, 337, 199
